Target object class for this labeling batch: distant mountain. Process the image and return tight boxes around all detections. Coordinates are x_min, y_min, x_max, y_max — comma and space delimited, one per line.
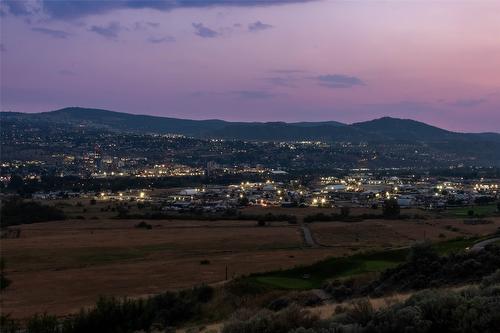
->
37, 107, 231, 136
1, 107, 499, 144
0, 107, 349, 139
2, 107, 500, 166
352, 117, 453, 141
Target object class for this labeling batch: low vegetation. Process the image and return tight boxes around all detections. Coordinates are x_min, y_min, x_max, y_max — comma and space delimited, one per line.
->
221, 270, 500, 333
249, 237, 481, 290
447, 203, 500, 218
365, 242, 500, 296
303, 200, 426, 222
293, 278, 500, 333
2, 241, 500, 332
118, 210, 298, 224
0, 259, 10, 291
222, 305, 318, 333
0, 199, 66, 228
0, 285, 214, 333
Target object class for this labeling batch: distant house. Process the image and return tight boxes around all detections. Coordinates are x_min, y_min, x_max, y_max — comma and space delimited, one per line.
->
397, 195, 416, 207
325, 184, 346, 192
179, 189, 199, 196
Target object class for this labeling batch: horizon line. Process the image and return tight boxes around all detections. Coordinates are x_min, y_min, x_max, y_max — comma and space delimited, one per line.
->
1, 106, 499, 135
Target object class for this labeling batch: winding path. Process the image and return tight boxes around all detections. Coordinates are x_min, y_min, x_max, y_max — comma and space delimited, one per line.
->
470, 237, 500, 252
301, 223, 319, 248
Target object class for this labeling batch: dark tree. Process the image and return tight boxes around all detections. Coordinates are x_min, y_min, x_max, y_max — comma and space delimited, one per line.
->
383, 199, 400, 218
407, 242, 439, 264
1, 199, 66, 227
238, 196, 249, 206
340, 206, 350, 217
0, 259, 11, 291
7, 174, 23, 192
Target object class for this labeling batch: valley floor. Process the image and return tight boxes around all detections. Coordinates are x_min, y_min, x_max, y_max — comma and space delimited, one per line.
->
2, 215, 499, 319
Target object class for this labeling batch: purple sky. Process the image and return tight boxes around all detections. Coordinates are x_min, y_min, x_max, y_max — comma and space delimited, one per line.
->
1, 0, 500, 132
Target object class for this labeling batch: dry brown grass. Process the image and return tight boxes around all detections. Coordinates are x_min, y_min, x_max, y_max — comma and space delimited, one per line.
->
309, 218, 500, 248
3, 209, 498, 320
1, 218, 346, 318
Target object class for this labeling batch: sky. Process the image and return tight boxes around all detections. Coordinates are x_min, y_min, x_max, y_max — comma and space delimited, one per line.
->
1, 0, 500, 132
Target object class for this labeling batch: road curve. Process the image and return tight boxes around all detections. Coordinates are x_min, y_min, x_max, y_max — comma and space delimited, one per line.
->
470, 237, 500, 252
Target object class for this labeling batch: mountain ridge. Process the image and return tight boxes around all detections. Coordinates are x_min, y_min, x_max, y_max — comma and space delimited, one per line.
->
2, 107, 500, 165
1, 107, 499, 143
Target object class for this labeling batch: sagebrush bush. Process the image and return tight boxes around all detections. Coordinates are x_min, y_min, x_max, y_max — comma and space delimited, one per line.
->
222, 305, 318, 333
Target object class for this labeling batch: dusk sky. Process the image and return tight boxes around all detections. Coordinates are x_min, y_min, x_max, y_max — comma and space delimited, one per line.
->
1, 0, 499, 132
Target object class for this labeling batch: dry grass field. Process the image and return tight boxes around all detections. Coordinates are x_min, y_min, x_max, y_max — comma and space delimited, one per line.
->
1, 218, 346, 318
309, 218, 500, 249
2, 201, 499, 319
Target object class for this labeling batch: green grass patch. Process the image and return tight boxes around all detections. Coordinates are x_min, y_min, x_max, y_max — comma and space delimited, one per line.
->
249, 237, 482, 290
446, 204, 498, 217
249, 248, 408, 290
433, 237, 479, 254
255, 277, 317, 290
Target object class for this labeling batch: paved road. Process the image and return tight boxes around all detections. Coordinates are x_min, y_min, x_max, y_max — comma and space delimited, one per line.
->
301, 224, 319, 248
470, 237, 500, 252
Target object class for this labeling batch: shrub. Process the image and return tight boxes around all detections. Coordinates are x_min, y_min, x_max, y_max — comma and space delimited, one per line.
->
297, 282, 500, 333
222, 305, 318, 333
7, 285, 217, 333
366, 244, 500, 295
0, 315, 21, 333
481, 269, 500, 287
0, 199, 66, 227
323, 280, 354, 302
26, 313, 59, 333
366, 304, 431, 333
383, 199, 400, 218
134, 221, 152, 230
406, 242, 439, 264
345, 299, 374, 326
340, 207, 350, 218
267, 297, 291, 311
225, 279, 267, 297
0, 258, 11, 290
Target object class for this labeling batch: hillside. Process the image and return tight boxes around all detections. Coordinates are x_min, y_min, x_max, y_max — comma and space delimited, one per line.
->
2, 107, 500, 167
2, 107, 499, 143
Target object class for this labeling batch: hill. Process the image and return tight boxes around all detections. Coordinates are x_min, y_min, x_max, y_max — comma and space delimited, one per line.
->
22, 107, 230, 136
3, 107, 498, 142
2, 108, 500, 167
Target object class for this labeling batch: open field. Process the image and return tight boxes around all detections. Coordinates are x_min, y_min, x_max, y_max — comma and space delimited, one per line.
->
241, 206, 437, 220
247, 216, 500, 290
445, 204, 499, 217
2, 210, 499, 319
1, 218, 346, 318
309, 218, 500, 248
